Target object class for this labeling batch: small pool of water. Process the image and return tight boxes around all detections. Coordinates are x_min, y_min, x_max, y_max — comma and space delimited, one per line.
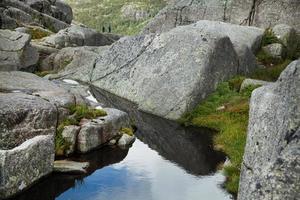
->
11, 112, 232, 200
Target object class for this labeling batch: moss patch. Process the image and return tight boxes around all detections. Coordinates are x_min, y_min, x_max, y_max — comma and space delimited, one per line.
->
35, 70, 55, 77
68, 104, 107, 122
120, 127, 134, 136
28, 27, 52, 39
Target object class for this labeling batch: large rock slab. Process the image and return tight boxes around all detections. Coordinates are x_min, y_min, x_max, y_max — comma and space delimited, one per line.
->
41, 25, 114, 49
0, 92, 57, 150
238, 59, 300, 200
142, 0, 225, 34
77, 108, 130, 153
0, 135, 55, 199
192, 20, 263, 74
0, 30, 39, 71
0, 71, 75, 108
143, 0, 300, 34
89, 23, 241, 120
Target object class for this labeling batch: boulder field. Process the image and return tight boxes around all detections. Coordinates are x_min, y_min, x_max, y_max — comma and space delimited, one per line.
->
0, 0, 299, 199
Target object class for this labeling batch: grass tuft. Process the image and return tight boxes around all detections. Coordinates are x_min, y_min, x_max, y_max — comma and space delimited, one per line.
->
55, 105, 107, 156
120, 127, 134, 136
179, 80, 264, 194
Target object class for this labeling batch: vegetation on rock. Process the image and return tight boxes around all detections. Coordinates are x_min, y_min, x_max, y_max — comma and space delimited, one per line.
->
55, 104, 107, 155
65, 0, 166, 35
120, 127, 134, 136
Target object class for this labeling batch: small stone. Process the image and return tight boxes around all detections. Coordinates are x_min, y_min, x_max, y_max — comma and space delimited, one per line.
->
61, 125, 81, 156
54, 160, 89, 174
240, 78, 272, 91
117, 134, 136, 148
262, 43, 285, 59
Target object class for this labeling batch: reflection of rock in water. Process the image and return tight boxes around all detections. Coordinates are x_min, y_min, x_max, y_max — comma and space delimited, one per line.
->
9, 146, 128, 200
136, 112, 226, 176
91, 86, 226, 176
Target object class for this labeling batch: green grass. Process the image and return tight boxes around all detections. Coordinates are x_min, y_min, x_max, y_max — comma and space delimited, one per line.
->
55, 104, 107, 156
261, 28, 281, 46
65, 0, 166, 35
250, 59, 292, 81
120, 127, 134, 136
179, 57, 292, 194
179, 81, 258, 194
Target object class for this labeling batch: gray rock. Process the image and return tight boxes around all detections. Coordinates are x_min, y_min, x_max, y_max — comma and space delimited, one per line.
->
88, 23, 252, 120
51, 0, 73, 24
272, 24, 299, 58
0, 71, 75, 108
117, 134, 136, 148
61, 125, 80, 156
143, 0, 300, 34
192, 21, 264, 74
0, 135, 55, 199
238, 59, 300, 200
240, 78, 272, 91
1, 0, 70, 32
40, 46, 108, 80
0, 30, 39, 72
0, 92, 57, 150
77, 108, 130, 153
41, 25, 114, 49
53, 160, 89, 174
263, 43, 285, 60
142, 0, 225, 34
121, 3, 150, 21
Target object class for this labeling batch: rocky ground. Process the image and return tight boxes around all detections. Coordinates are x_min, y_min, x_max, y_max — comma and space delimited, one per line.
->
0, 0, 299, 199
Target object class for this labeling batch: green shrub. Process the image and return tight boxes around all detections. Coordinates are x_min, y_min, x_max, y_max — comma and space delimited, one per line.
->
261, 28, 281, 46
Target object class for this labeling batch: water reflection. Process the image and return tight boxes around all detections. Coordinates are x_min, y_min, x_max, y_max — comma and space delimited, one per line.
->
10, 87, 232, 200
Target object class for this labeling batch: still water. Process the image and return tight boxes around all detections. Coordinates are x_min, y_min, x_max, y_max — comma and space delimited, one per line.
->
11, 113, 232, 200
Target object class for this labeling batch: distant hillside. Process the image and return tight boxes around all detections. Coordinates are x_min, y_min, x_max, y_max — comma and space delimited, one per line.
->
65, 0, 166, 35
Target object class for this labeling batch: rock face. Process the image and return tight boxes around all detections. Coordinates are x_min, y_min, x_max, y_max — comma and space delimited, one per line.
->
142, 0, 300, 34
263, 43, 285, 59
40, 46, 109, 78
0, 135, 55, 199
0, 30, 39, 71
0, 0, 72, 31
0, 71, 76, 108
77, 21, 263, 120
61, 125, 80, 156
41, 25, 114, 49
238, 59, 300, 200
121, 3, 150, 21
0, 92, 57, 150
272, 24, 299, 58
77, 108, 130, 153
